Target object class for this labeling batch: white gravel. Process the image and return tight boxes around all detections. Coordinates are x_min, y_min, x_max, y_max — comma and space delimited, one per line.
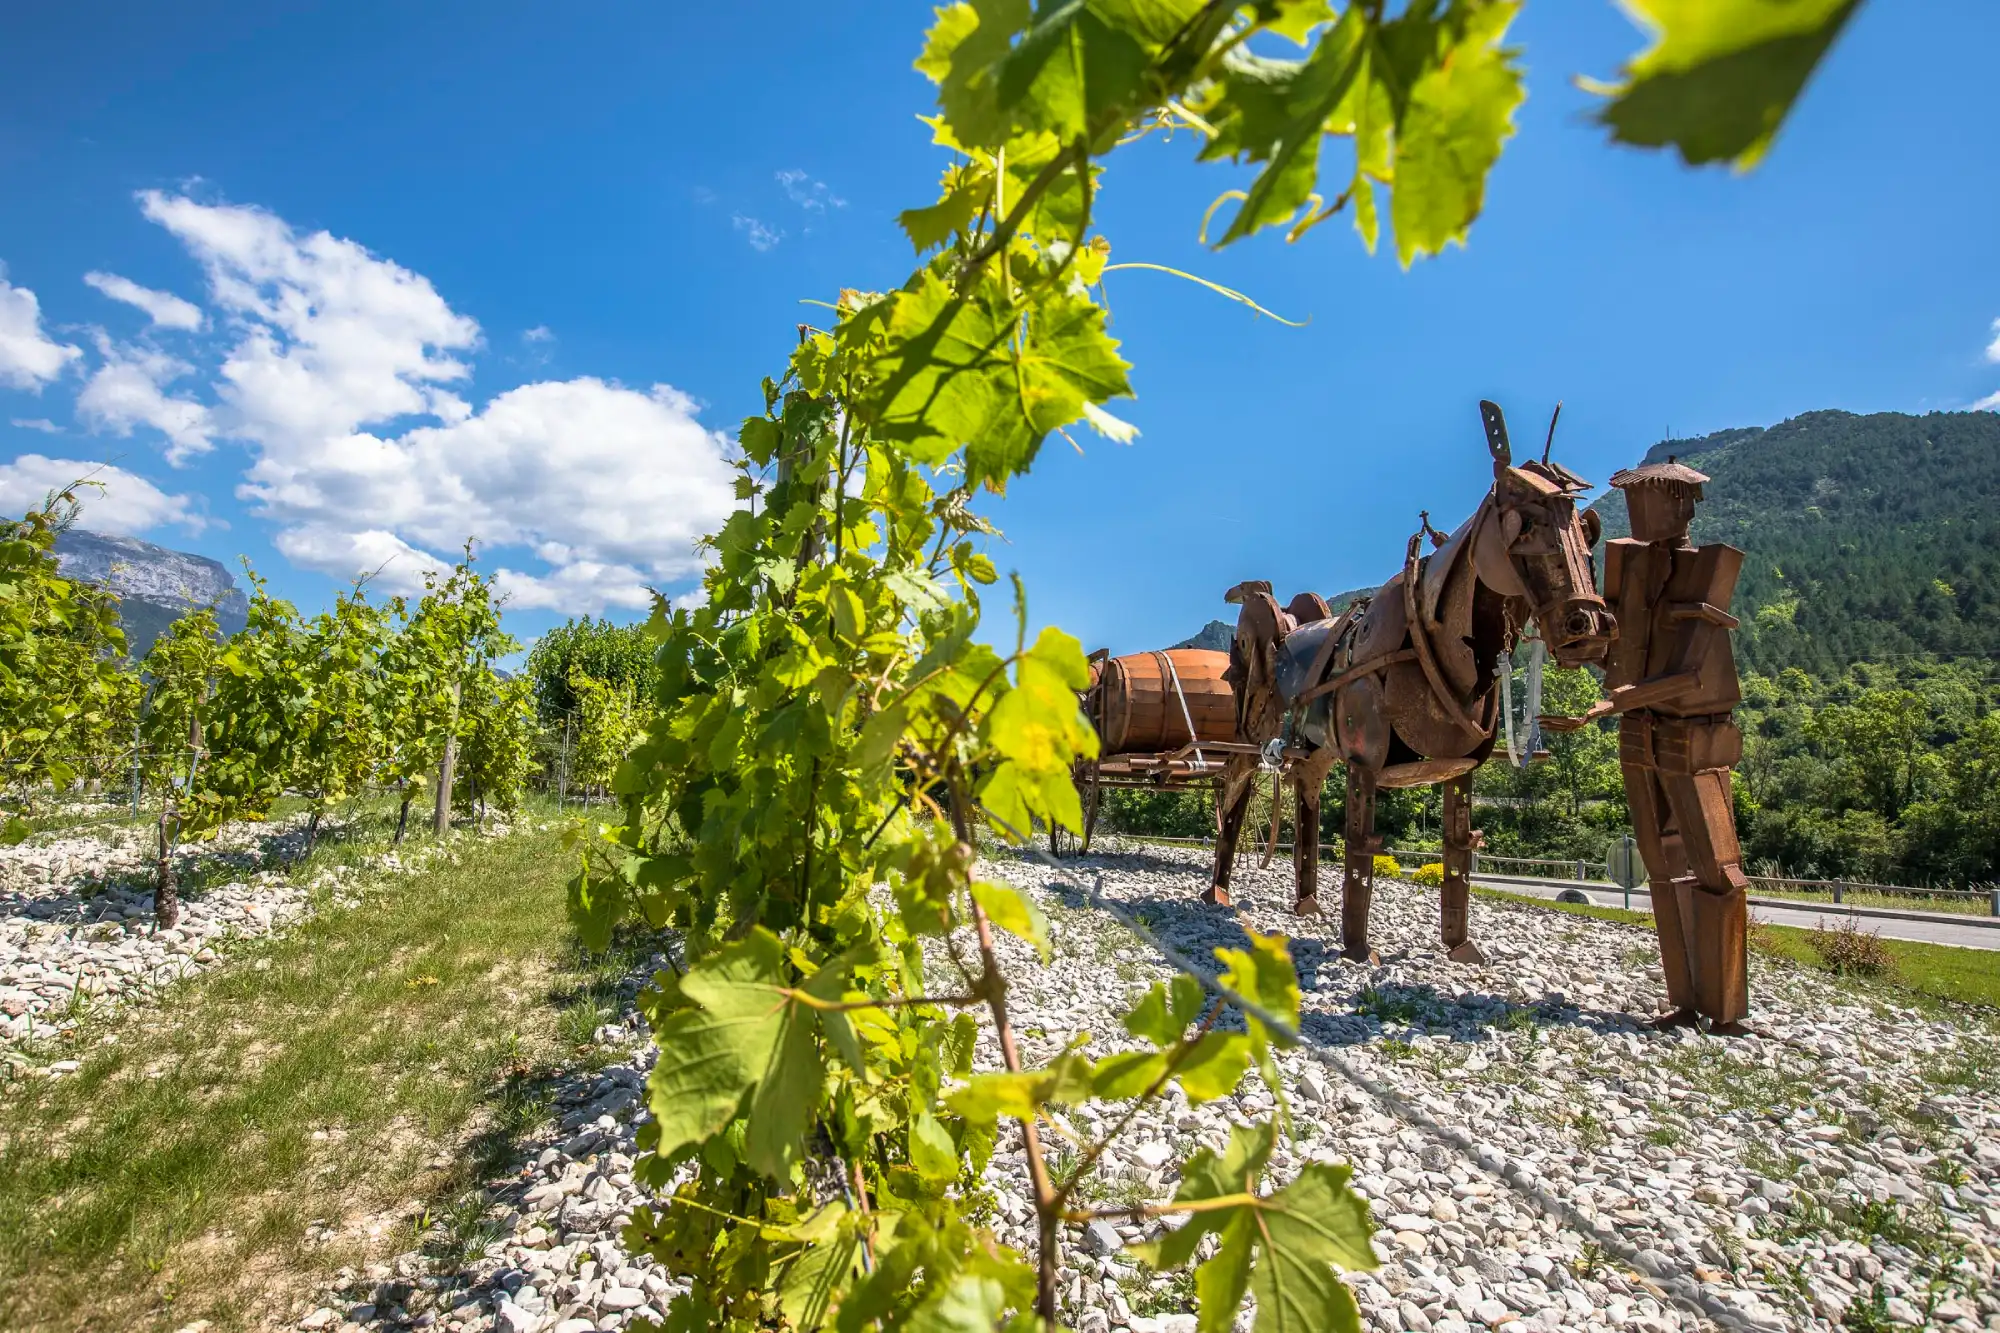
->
297, 967, 682, 1333
302, 841, 2000, 1333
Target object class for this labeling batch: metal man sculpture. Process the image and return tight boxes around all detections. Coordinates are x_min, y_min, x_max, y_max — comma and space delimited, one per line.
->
1543, 458, 1750, 1032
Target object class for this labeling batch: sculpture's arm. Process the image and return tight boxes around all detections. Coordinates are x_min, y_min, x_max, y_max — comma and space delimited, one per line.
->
1666, 602, 1740, 629
1538, 671, 1699, 731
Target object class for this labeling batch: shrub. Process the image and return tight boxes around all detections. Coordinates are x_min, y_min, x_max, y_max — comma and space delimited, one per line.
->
1411, 862, 1445, 887
1809, 919, 1894, 977
1374, 854, 1404, 880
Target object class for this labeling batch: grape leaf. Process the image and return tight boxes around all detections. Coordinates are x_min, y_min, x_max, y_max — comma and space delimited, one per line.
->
1175, 1029, 1253, 1102
900, 165, 993, 252
994, 1, 1149, 144
857, 269, 1131, 493
649, 928, 824, 1177
906, 1272, 1009, 1333
1387, 1, 1522, 265
1216, 930, 1301, 1039
774, 1204, 862, 1330
1090, 1048, 1171, 1098
1198, 9, 1367, 245
946, 1053, 1093, 1124
1246, 1164, 1376, 1331
970, 880, 1052, 960
1123, 973, 1209, 1045
1592, 0, 1861, 169
1135, 1123, 1375, 1332
910, 1109, 961, 1181
921, 0, 1033, 149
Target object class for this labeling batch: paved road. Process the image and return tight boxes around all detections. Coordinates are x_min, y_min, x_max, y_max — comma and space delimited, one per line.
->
1473, 875, 2000, 951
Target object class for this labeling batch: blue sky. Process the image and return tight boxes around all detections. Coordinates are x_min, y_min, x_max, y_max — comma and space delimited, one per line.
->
2, 1, 1997, 656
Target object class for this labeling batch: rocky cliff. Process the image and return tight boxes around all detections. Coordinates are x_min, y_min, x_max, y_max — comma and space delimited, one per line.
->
53, 529, 249, 657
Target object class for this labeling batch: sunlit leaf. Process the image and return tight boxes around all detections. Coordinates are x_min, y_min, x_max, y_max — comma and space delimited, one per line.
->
971, 880, 1052, 960
1591, 0, 1860, 169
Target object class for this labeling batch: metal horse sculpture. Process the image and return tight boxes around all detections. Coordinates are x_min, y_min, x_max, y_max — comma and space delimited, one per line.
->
1204, 401, 1616, 963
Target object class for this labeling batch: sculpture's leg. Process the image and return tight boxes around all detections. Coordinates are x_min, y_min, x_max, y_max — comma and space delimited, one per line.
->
1293, 776, 1323, 916
1440, 773, 1484, 963
1340, 765, 1380, 963
1204, 761, 1257, 907
1663, 761, 1751, 1033
1622, 713, 1700, 1028
1080, 762, 1103, 855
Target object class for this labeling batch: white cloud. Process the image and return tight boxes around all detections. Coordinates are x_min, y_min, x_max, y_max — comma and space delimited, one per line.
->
121, 193, 737, 613
76, 338, 216, 464
733, 215, 782, 252
1971, 317, 2000, 410
11, 417, 61, 433
0, 454, 202, 534
83, 271, 204, 330
138, 190, 480, 452
0, 267, 82, 390
271, 524, 449, 595
776, 169, 845, 212
522, 325, 553, 344
494, 559, 655, 612
241, 377, 735, 598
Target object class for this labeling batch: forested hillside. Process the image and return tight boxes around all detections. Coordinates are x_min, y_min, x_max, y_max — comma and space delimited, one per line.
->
1590, 410, 2000, 677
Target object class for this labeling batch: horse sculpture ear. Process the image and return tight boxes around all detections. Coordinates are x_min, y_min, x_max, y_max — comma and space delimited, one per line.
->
1479, 400, 1512, 468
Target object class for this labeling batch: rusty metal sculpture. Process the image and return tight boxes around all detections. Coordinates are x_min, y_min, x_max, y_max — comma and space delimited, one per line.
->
1204, 401, 1615, 965
1062, 647, 1242, 854
1541, 459, 1749, 1032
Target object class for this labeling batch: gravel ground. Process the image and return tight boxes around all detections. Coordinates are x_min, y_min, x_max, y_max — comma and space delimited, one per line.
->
0, 815, 484, 1066
295, 842, 2000, 1333
295, 968, 679, 1333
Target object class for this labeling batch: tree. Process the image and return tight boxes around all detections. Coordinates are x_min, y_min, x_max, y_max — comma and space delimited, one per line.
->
455, 665, 537, 820
381, 550, 514, 840
293, 586, 391, 854
133, 580, 314, 930
524, 616, 655, 723
566, 667, 645, 798
0, 489, 133, 830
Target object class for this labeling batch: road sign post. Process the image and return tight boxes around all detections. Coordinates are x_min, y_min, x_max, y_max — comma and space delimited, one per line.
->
1608, 834, 1642, 911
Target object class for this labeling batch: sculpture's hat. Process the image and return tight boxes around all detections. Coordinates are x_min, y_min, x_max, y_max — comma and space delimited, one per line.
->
1608, 457, 1708, 491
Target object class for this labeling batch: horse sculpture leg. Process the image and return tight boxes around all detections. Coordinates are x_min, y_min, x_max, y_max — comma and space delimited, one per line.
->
1204, 759, 1258, 907
1440, 773, 1485, 963
1340, 765, 1381, 963
1293, 777, 1322, 916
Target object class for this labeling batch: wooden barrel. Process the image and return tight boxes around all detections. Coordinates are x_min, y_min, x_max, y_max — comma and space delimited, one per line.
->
1096, 649, 1237, 755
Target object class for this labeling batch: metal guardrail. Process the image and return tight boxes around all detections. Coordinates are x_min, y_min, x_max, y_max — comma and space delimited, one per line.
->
1113, 833, 2000, 918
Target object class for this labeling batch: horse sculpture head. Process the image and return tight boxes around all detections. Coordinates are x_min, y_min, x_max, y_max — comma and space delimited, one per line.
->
1474, 401, 1614, 668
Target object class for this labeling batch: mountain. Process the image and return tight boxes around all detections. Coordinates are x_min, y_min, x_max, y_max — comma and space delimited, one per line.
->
1588, 409, 2000, 677
1173, 588, 1374, 654
1172, 619, 1235, 652
54, 529, 250, 658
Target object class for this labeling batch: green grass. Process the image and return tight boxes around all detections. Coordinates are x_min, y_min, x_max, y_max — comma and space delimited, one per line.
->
1472, 885, 2000, 1012
1747, 924, 2000, 1011
1472, 885, 1654, 928
0, 802, 647, 1333
1747, 884, 1993, 917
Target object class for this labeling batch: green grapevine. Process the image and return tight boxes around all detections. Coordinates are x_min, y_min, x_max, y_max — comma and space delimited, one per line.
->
566, 2, 1859, 1330
0, 486, 133, 833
